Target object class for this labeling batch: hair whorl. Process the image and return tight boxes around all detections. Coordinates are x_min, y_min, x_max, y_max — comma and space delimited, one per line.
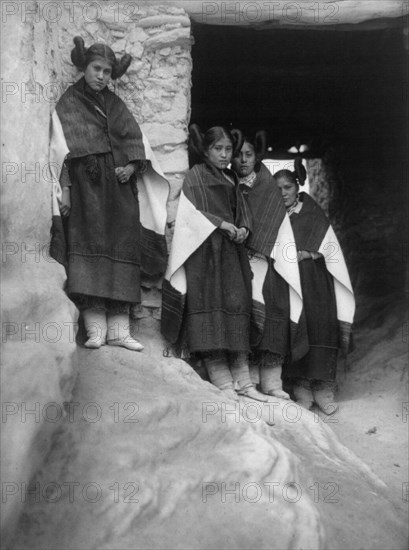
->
231, 129, 244, 157
188, 124, 205, 164
71, 36, 87, 70
294, 157, 307, 186
112, 53, 132, 79
254, 130, 267, 159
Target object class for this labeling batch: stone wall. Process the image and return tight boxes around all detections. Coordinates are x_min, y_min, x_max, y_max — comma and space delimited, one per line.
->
1, 2, 193, 542
52, 1, 192, 209
50, 0, 193, 326
307, 159, 332, 214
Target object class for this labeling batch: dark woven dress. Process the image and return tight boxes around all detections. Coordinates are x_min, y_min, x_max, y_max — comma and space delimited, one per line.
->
162, 162, 252, 354
239, 164, 291, 356
285, 193, 339, 382
51, 77, 161, 305
66, 151, 141, 303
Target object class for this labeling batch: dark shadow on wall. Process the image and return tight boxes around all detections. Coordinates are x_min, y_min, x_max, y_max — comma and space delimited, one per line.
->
190, 23, 408, 301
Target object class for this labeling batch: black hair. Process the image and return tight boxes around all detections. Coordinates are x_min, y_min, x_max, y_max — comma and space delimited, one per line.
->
274, 157, 307, 186
71, 36, 131, 80
188, 124, 243, 168
238, 130, 267, 172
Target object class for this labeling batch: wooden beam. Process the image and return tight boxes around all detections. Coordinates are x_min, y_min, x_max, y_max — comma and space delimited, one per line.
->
167, 0, 406, 29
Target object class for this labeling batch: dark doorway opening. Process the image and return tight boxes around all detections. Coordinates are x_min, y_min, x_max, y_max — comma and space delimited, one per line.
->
190, 23, 404, 152
190, 23, 407, 300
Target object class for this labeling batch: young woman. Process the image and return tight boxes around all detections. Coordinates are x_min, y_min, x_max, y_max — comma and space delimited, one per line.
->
275, 160, 355, 413
232, 134, 307, 399
162, 125, 268, 401
50, 36, 169, 351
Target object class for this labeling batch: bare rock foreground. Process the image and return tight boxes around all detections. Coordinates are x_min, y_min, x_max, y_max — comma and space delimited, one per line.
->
7, 328, 407, 550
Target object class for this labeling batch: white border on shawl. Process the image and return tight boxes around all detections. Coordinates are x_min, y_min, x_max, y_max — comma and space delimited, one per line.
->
165, 191, 216, 292
319, 225, 355, 323
271, 214, 303, 323
137, 132, 170, 236
49, 110, 69, 216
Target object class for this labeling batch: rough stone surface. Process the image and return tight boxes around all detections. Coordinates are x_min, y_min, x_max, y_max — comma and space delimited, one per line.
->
1, 11, 78, 544
154, 146, 189, 173
144, 28, 192, 50
141, 122, 186, 147
307, 158, 332, 214
52, 0, 192, 209
136, 14, 190, 28
47, 0, 193, 325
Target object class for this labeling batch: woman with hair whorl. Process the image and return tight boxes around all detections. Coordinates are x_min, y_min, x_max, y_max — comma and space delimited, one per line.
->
275, 160, 355, 413
232, 134, 307, 399
162, 125, 268, 402
49, 36, 169, 351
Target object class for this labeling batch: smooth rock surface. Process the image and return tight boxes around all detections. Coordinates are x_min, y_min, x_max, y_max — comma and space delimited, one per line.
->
9, 324, 408, 550
1, 12, 78, 544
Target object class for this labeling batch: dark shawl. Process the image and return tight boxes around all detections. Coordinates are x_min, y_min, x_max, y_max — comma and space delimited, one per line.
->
50, 77, 167, 279
290, 192, 354, 356
240, 163, 287, 257
290, 192, 329, 252
239, 165, 308, 359
55, 77, 146, 166
161, 162, 252, 346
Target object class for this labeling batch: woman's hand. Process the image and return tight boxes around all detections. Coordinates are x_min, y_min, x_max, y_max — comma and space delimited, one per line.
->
220, 221, 239, 240
115, 164, 135, 184
233, 227, 248, 244
60, 187, 71, 217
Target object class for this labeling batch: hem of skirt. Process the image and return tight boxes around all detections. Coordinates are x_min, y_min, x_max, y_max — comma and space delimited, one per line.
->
68, 292, 141, 304
307, 344, 339, 350
251, 338, 289, 356
186, 310, 251, 317
69, 291, 141, 304
284, 374, 338, 383
187, 346, 251, 354
68, 252, 141, 266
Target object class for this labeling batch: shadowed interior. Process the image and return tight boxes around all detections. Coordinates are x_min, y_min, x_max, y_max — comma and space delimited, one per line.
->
190, 23, 408, 299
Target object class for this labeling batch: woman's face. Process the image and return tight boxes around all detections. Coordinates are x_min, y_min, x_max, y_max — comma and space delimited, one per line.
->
232, 141, 256, 177
84, 58, 112, 91
276, 176, 299, 209
205, 136, 233, 170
